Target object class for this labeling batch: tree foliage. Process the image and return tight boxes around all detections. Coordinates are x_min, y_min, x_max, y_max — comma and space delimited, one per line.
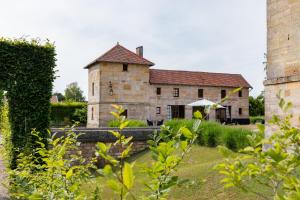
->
64, 82, 85, 102
53, 92, 65, 102
0, 38, 56, 168
249, 92, 264, 116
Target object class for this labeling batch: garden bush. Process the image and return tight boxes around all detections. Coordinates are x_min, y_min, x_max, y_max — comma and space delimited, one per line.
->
108, 119, 147, 127
250, 116, 264, 124
50, 102, 87, 126
164, 119, 256, 151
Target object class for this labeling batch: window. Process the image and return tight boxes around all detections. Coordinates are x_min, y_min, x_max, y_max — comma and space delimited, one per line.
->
221, 90, 226, 99
123, 64, 128, 71
156, 87, 161, 95
156, 107, 161, 115
239, 108, 242, 115
239, 90, 242, 97
91, 107, 94, 120
92, 82, 95, 96
173, 88, 179, 97
198, 89, 203, 98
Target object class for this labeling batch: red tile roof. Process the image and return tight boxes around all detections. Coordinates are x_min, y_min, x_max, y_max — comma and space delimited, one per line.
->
85, 44, 154, 68
149, 69, 252, 88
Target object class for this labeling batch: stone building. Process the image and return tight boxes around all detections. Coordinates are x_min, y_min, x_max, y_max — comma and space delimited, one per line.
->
85, 44, 251, 127
265, 0, 300, 136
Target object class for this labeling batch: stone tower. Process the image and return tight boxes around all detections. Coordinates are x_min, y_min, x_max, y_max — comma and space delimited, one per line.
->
265, 0, 300, 135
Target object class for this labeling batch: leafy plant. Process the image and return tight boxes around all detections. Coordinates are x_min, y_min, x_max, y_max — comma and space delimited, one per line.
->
9, 127, 95, 199
143, 111, 201, 199
215, 94, 300, 199
96, 105, 202, 199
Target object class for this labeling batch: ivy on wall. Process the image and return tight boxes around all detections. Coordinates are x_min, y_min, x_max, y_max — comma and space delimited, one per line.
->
0, 38, 56, 168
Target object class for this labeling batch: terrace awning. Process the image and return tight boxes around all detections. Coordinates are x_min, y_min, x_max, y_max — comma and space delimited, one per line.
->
187, 99, 224, 109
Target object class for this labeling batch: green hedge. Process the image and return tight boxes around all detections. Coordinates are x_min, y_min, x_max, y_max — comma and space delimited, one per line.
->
108, 119, 147, 127
50, 102, 87, 126
250, 116, 265, 124
164, 119, 260, 151
0, 38, 56, 168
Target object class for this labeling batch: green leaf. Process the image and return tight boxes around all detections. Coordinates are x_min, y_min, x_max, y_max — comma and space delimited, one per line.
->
120, 121, 130, 129
180, 127, 193, 139
123, 162, 134, 189
103, 165, 112, 176
193, 111, 202, 119
97, 142, 107, 153
180, 141, 188, 151
66, 168, 73, 179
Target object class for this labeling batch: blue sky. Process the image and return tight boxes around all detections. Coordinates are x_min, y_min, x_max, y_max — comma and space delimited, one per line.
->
0, 0, 266, 97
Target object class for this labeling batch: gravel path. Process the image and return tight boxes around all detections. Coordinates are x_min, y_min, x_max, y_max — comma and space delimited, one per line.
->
0, 158, 9, 200
0, 135, 9, 200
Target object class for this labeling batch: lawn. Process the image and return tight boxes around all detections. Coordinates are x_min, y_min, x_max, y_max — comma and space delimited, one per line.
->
83, 146, 271, 200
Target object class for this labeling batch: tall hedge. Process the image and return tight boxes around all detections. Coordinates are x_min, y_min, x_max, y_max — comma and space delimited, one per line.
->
0, 38, 56, 168
50, 102, 87, 126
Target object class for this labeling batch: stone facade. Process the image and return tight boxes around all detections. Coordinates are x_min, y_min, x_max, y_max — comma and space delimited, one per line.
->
265, 0, 300, 136
87, 62, 249, 127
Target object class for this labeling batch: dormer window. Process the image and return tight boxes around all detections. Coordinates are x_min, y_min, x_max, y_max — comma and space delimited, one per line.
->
123, 64, 128, 71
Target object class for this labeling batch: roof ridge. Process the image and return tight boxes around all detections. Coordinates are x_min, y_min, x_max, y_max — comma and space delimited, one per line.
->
85, 43, 154, 68
150, 68, 242, 76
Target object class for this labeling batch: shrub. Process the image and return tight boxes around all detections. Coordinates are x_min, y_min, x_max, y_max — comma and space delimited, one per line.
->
108, 119, 147, 127
250, 116, 264, 124
9, 128, 95, 199
165, 119, 256, 151
50, 102, 87, 126
215, 94, 300, 199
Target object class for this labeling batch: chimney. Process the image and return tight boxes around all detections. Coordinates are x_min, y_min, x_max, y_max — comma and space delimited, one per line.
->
136, 46, 143, 57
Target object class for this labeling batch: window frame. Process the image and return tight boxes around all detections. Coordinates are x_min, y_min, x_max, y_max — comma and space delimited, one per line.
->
123, 64, 128, 72
173, 88, 179, 97
156, 87, 161, 96
198, 89, 203, 98
156, 107, 161, 115
221, 89, 226, 99
239, 108, 243, 115
239, 90, 242, 97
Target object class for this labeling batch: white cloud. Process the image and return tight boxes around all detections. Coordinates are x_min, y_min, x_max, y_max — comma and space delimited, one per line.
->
0, 0, 266, 97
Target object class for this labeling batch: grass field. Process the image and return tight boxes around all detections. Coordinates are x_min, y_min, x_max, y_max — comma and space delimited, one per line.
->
83, 146, 271, 200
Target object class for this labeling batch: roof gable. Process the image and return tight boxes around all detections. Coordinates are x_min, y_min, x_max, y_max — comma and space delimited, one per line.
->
85, 44, 154, 68
149, 69, 252, 88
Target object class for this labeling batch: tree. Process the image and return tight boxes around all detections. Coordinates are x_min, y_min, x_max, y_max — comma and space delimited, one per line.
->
53, 92, 65, 102
249, 91, 264, 116
64, 82, 85, 102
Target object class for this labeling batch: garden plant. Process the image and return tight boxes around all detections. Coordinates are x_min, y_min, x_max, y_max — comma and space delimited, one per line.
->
216, 94, 300, 199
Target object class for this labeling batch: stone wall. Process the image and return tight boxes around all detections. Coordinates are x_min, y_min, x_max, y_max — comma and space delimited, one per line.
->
265, 0, 300, 135
52, 127, 157, 165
